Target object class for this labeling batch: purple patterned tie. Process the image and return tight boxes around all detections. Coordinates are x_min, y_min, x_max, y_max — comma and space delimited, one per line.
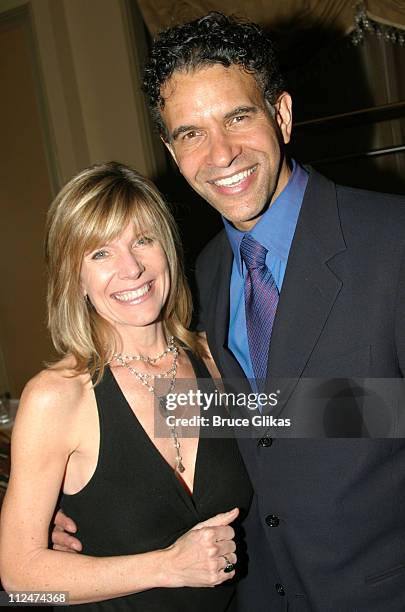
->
240, 234, 279, 384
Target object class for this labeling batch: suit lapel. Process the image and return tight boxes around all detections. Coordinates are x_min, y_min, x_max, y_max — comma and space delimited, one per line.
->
206, 236, 247, 381
267, 170, 346, 382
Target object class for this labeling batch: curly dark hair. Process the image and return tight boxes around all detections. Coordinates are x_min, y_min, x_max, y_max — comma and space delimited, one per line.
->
143, 12, 285, 141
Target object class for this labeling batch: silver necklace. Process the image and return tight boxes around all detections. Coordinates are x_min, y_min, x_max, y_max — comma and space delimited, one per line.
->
113, 336, 176, 365
113, 341, 185, 474
114, 343, 179, 393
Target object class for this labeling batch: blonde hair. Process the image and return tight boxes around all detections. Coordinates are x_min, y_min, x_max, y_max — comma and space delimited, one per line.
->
46, 161, 198, 382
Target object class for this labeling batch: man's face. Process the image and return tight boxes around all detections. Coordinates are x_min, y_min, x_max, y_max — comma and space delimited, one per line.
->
160, 64, 293, 231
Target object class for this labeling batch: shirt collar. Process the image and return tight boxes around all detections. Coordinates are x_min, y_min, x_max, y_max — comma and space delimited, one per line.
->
223, 160, 308, 274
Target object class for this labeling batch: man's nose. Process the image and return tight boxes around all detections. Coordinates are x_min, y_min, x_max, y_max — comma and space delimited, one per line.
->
206, 131, 242, 167
117, 251, 144, 279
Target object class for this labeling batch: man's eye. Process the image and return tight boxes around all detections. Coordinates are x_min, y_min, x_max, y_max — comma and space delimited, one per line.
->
91, 249, 109, 260
134, 236, 153, 247
183, 130, 200, 140
232, 115, 248, 124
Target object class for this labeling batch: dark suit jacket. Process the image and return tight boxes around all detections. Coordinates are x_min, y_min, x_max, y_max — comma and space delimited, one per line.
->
195, 168, 405, 611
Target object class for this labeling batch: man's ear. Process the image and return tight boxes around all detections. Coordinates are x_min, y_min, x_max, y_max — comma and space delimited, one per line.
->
274, 92, 293, 145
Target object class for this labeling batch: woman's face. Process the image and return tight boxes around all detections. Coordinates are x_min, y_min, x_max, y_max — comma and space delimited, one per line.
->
80, 222, 170, 333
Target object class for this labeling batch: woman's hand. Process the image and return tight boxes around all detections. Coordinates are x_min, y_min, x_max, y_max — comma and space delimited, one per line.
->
164, 508, 238, 588
52, 510, 82, 552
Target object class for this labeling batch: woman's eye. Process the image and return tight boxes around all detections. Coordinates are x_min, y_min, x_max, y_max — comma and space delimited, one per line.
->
134, 236, 153, 247
91, 249, 109, 260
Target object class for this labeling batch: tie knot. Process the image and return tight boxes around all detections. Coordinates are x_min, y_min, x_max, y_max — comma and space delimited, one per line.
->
240, 234, 268, 270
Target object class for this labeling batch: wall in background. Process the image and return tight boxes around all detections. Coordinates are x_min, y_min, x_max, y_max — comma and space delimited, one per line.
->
0, 0, 166, 395
0, 6, 54, 396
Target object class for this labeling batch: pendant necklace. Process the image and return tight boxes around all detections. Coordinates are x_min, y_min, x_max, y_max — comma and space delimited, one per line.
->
113, 338, 185, 474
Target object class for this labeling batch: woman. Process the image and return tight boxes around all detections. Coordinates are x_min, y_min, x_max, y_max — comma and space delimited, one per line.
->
0, 162, 252, 609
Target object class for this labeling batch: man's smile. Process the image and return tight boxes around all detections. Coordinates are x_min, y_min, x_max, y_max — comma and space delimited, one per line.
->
209, 164, 258, 188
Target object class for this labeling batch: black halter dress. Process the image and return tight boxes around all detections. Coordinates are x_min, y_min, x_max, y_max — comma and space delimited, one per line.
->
60, 352, 252, 611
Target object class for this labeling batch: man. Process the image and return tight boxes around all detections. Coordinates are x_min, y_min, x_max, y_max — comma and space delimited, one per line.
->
54, 12, 405, 611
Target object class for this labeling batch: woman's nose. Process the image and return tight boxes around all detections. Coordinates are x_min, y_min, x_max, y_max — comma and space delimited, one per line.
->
117, 251, 144, 279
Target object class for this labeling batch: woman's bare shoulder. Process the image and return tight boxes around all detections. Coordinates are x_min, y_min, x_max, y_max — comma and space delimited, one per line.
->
10, 358, 94, 459
20, 356, 92, 416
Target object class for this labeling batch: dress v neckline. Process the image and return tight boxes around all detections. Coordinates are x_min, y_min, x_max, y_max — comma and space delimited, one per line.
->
106, 353, 208, 507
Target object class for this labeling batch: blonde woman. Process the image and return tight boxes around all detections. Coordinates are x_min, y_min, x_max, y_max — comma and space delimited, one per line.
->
0, 162, 252, 610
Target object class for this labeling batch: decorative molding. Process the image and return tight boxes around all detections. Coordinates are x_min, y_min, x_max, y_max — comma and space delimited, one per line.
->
352, 1, 405, 46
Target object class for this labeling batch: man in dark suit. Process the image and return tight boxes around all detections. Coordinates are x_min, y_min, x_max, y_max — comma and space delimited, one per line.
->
143, 12, 405, 611
54, 12, 405, 611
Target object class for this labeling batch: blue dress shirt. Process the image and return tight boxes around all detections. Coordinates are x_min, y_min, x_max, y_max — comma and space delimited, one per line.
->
223, 160, 309, 381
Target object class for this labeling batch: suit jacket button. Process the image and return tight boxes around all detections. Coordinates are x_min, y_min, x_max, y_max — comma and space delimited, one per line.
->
265, 514, 280, 527
258, 437, 273, 447
275, 583, 285, 596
